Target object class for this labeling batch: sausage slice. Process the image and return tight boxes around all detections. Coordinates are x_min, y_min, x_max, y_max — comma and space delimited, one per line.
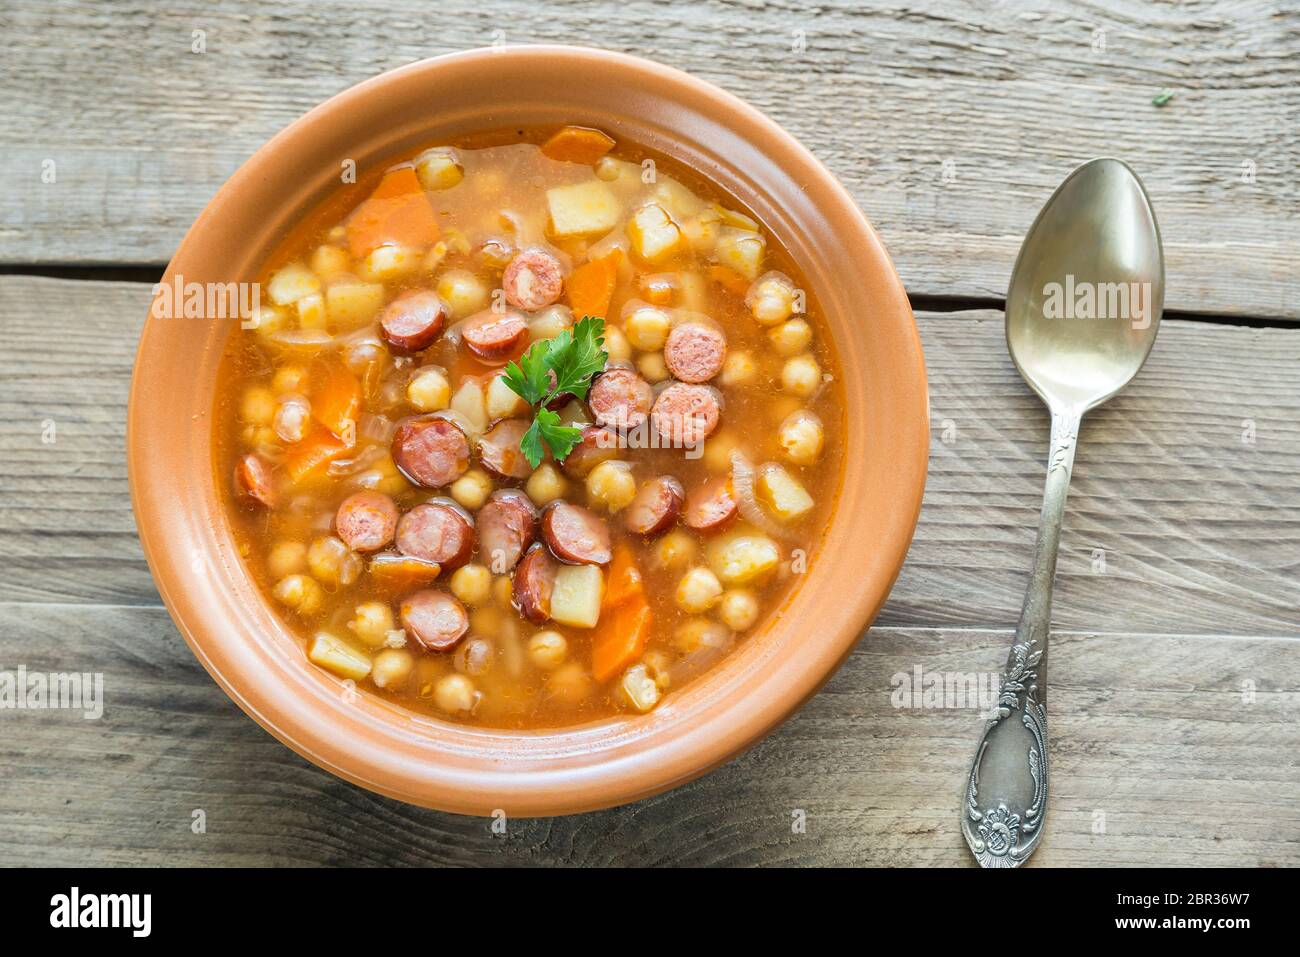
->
623, 475, 684, 537
650, 383, 721, 446
391, 416, 470, 487
234, 453, 277, 508
684, 475, 738, 533
396, 500, 475, 570
541, 501, 612, 566
478, 418, 533, 479
664, 322, 726, 383
379, 290, 448, 352
502, 249, 564, 312
559, 425, 623, 478
400, 590, 469, 652
588, 367, 653, 429
512, 543, 558, 623
476, 489, 537, 574
462, 309, 528, 359
335, 490, 399, 552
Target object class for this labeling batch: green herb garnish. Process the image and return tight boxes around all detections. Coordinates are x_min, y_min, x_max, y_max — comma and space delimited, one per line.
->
1152, 89, 1175, 107
503, 315, 608, 467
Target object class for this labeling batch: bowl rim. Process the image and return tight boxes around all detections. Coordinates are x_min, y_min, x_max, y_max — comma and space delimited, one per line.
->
128, 44, 929, 816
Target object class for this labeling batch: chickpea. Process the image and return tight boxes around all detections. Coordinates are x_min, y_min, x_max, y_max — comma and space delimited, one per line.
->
450, 468, 494, 511
273, 393, 311, 444
654, 529, 696, 569
548, 662, 592, 705
779, 409, 825, 466
604, 325, 633, 364
586, 460, 637, 513
780, 354, 822, 398
414, 148, 464, 191
434, 673, 478, 713
241, 386, 275, 426
676, 566, 724, 613
528, 630, 568, 670
371, 648, 414, 690
306, 535, 362, 588
450, 563, 493, 606
768, 318, 813, 357
526, 463, 568, 506
266, 541, 307, 579
702, 431, 741, 472
706, 532, 781, 585
436, 269, 489, 318
407, 368, 451, 412
642, 650, 673, 690
359, 244, 422, 283
624, 306, 672, 351
453, 638, 494, 677
273, 574, 324, 616
720, 350, 758, 387
272, 365, 308, 394
637, 351, 669, 384
349, 600, 396, 647
310, 244, 351, 280
619, 663, 661, 713
718, 589, 760, 631
746, 273, 795, 325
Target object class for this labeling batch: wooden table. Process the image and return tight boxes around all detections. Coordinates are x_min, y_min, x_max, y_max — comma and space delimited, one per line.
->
2, 1, 1297, 867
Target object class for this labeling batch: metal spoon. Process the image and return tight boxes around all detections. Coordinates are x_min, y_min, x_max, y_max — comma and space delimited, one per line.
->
960, 158, 1164, 867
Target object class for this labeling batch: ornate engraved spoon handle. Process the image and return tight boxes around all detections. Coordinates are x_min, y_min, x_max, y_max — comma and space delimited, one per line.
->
961, 407, 1080, 867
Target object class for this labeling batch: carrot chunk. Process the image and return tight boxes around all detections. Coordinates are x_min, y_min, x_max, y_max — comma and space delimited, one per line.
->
541, 126, 617, 165
310, 356, 361, 441
283, 427, 351, 483
346, 165, 440, 258
603, 544, 644, 610
592, 595, 652, 683
567, 249, 621, 320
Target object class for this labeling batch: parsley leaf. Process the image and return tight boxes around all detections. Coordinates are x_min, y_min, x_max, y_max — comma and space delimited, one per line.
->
503, 315, 608, 468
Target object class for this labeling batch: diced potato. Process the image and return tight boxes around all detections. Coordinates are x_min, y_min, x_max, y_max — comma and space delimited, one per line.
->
714, 228, 766, 280
371, 648, 414, 690
450, 468, 494, 511
676, 566, 724, 613
624, 306, 671, 351
756, 463, 814, 521
714, 204, 760, 231
779, 409, 825, 466
546, 180, 621, 238
307, 632, 372, 681
414, 147, 464, 191
526, 463, 568, 506
296, 292, 328, 330
407, 368, 451, 412
706, 530, 781, 585
627, 203, 683, 263
436, 269, 489, 317
550, 564, 604, 628
620, 663, 661, 713
781, 353, 822, 398
487, 373, 530, 420
325, 279, 384, 328
358, 244, 422, 283
450, 379, 488, 434
310, 244, 351, 280
653, 177, 706, 220
768, 318, 812, 356
247, 304, 289, 337
681, 209, 722, 252
586, 460, 637, 512
349, 601, 396, 647
267, 263, 321, 306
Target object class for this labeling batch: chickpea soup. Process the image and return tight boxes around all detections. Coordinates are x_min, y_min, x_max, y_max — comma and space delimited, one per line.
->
217, 125, 844, 728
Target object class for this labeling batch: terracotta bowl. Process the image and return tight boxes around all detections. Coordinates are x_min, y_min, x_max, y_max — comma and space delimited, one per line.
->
128, 46, 928, 816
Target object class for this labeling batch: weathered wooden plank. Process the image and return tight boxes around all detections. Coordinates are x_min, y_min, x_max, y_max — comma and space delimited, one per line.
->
3, 276, 1297, 636
0, 604, 1294, 866
0, 1, 1296, 317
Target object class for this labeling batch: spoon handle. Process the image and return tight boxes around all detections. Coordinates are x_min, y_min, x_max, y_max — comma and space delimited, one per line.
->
961, 407, 1080, 867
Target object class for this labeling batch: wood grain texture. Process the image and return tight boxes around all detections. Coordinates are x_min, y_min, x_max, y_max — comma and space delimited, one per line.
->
3, 276, 1297, 638
0, 604, 1295, 867
0, 1, 1296, 317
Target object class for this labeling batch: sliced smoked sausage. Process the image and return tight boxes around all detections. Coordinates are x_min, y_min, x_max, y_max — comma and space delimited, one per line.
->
379, 290, 448, 352
476, 489, 537, 574
400, 590, 469, 652
541, 501, 612, 566
684, 475, 738, 533
391, 416, 470, 487
559, 425, 623, 478
512, 542, 558, 623
501, 248, 563, 312
650, 383, 721, 446
335, 490, 399, 552
396, 500, 475, 570
623, 475, 684, 536
462, 309, 528, 359
234, 453, 277, 508
588, 367, 653, 429
664, 322, 726, 383
478, 418, 533, 479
